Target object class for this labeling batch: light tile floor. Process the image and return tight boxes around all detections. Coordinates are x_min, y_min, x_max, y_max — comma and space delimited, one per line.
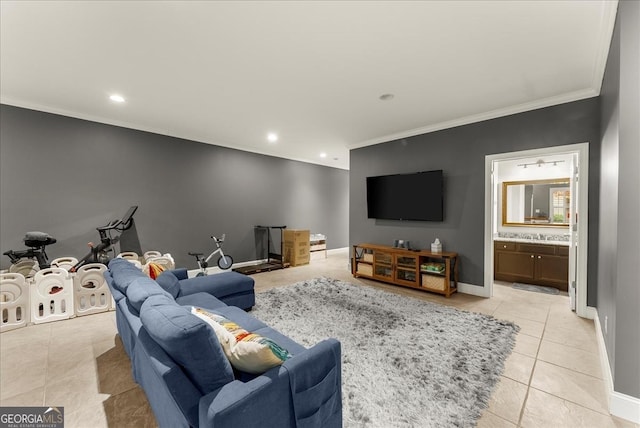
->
1, 248, 637, 427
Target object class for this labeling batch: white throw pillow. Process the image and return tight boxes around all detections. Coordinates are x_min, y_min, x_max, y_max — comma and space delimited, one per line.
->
191, 307, 291, 374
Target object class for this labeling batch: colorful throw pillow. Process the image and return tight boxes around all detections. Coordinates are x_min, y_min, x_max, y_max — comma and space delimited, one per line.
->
191, 307, 291, 374
145, 262, 166, 279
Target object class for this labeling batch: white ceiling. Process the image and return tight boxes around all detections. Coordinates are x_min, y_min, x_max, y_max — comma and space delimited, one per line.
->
0, 1, 617, 170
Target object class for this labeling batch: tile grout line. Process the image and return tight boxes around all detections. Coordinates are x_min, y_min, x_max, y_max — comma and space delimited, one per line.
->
523, 385, 614, 419
525, 306, 612, 417
534, 357, 606, 382
516, 304, 549, 427
42, 324, 53, 406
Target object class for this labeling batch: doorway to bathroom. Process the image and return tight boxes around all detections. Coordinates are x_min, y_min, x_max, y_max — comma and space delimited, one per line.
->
484, 142, 591, 319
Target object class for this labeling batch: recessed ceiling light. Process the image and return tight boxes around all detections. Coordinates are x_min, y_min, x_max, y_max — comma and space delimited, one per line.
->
320, 152, 327, 158
379, 93, 394, 101
109, 94, 125, 103
267, 132, 278, 143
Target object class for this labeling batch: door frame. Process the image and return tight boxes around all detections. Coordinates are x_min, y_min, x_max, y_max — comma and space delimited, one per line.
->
484, 142, 593, 319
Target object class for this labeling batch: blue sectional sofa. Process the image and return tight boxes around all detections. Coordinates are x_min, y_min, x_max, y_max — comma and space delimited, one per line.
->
104, 258, 342, 428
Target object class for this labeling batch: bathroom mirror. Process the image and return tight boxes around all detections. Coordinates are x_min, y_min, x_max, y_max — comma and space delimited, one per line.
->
502, 178, 571, 227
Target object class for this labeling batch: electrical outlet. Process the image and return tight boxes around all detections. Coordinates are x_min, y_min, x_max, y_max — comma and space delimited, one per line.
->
605, 316, 608, 334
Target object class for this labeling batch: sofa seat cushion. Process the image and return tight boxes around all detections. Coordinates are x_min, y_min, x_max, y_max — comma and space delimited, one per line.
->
140, 294, 234, 394
176, 292, 226, 311
127, 277, 174, 314
177, 271, 254, 299
192, 307, 292, 374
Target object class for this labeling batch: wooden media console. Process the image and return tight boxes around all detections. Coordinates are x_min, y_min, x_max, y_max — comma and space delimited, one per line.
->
352, 243, 458, 297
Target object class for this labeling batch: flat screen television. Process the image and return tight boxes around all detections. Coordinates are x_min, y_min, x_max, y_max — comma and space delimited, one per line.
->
366, 170, 443, 221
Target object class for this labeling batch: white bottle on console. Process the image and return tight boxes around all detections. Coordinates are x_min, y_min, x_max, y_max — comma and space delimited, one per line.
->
431, 238, 442, 253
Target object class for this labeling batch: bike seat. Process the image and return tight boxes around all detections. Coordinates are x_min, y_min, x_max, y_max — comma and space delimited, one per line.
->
23, 231, 56, 248
188, 252, 203, 257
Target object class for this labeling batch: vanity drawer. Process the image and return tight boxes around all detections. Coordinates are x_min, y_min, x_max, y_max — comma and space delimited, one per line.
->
517, 243, 556, 255
557, 246, 570, 256
494, 241, 517, 251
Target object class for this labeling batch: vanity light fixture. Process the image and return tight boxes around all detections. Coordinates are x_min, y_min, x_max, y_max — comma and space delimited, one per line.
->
518, 159, 565, 169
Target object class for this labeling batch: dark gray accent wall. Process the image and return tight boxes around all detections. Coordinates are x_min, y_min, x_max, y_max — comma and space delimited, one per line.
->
350, 97, 600, 303
598, 0, 640, 399
0, 105, 348, 270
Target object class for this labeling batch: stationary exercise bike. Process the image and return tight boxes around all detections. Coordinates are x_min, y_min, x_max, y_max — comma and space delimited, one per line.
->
189, 234, 234, 276
3, 231, 57, 269
71, 206, 138, 272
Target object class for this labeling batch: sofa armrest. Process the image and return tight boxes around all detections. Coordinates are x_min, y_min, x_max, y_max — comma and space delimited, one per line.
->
177, 272, 254, 302
283, 338, 342, 428
199, 373, 293, 428
136, 328, 203, 428
167, 268, 189, 280
199, 339, 342, 428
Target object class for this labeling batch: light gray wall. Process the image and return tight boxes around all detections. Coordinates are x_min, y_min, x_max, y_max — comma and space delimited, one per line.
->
598, 0, 640, 399
598, 0, 620, 395
0, 105, 349, 270
350, 97, 601, 302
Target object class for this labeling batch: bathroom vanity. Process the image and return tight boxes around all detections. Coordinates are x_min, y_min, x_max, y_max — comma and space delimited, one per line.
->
494, 239, 569, 291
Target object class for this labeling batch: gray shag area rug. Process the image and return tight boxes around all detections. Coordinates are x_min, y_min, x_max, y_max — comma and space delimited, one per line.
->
251, 278, 519, 428
512, 282, 560, 295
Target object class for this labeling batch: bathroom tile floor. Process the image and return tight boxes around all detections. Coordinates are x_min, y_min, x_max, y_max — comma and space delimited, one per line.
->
1, 248, 637, 427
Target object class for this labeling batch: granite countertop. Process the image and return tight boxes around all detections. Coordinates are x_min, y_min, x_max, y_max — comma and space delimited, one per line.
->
494, 237, 570, 246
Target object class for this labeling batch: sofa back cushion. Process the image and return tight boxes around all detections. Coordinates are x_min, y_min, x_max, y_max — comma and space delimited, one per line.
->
108, 258, 146, 294
140, 294, 234, 394
155, 271, 181, 298
127, 277, 174, 314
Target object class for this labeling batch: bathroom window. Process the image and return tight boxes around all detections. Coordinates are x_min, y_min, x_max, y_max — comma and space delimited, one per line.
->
550, 187, 570, 223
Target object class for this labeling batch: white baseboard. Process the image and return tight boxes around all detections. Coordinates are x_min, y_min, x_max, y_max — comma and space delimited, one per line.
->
187, 247, 350, 277
187, 258, 267, 277
584, 305, 597, 320
594, 309, 640, 424
457, 282, 490, 297
611, 391, 640, 424
327, 247, 348, 255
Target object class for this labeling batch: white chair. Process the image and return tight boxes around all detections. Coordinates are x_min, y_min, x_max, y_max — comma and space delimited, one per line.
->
31, 267, 74, 324
50, 256, 79, 272
74, 263, 110, 316
1, 272, 30, 332
8, 259, 39, 279
143, 250, 162, 263
117, 252, 140, 262
146, 254, 175, 271
117, 252, 142, 269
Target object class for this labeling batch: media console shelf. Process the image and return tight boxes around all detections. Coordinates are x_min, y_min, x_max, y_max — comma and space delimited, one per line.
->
352, 243, 458, 297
